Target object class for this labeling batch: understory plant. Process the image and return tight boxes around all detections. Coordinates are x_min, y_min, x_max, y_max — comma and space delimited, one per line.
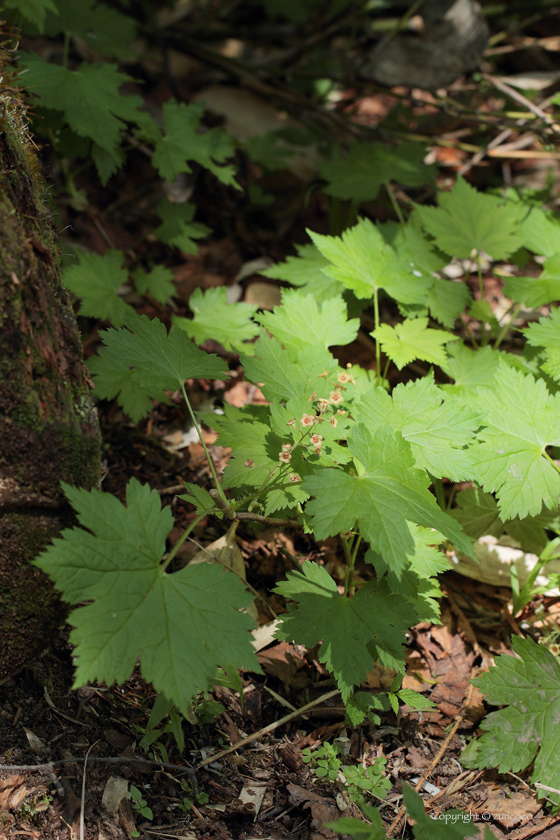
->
10, 0, 560, 817
35, 177, 560, 804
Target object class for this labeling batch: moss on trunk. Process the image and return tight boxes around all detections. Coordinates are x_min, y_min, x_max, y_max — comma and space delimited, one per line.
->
0, 57, 102, 681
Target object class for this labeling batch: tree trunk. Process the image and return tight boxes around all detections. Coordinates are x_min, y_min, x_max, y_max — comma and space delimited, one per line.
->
0, 64, 102, 681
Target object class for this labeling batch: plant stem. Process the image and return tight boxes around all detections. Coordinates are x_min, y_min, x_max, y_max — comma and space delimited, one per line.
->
476, 251, 489, 346
62, 31, 70, 69
373, 287, 382, 385
384, 181, 405, 226
180, 383, 229, 508
341, 533, 357, 597
161, 509, 212, 571
230, 480, 303, 512
544, 451, 560, 476
432, 476, 446, 510
494, 301, 524, 349
446, 483, 458, 511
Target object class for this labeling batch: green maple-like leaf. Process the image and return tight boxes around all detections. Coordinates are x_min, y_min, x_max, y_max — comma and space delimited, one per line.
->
309, 218, 432, 304
62, 249, 132, 326
6, 0, 57, 31
173, 287, 258, 352
88, 347, 170, 424
354, 375, 480, 481
262, 244, 344, 303
504, 254, 560, 308
302, 424, 473, 575
465, 362, 560, 520
154, 199, 210, 255
132, 265, 176, 304
42, 0, 137, 58
518, 206, 560, 257
151, 100, 238, 187
208, 405, 313, 514
450, 487, 503, 541
450, 487, 560, 555
244, 133, 294, 171
275, 562, 416, 700
462, 636, 560, 806
240, 331, 338, 402
99, 310, 228, 391
427, 277, 472, 329
416, 175, 525, 260
524, 308, 560, 384
18, 54, 147, 181
178, 483, 218, 516
319, 141, 435, 202
258, 290, 359, 351
440, 342, 501, 393
34, 479, 258, 714
372, 318, 456, 370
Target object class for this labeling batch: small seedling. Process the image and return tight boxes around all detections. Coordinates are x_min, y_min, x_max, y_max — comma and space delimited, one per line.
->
130, 785, 153, 821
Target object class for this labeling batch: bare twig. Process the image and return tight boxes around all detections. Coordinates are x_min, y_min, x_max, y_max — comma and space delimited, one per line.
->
0, 756, 196, 781
44, 687, 89, 727
196, 688, 340, 768
484, 73, 560, 134
80, 742, 97, 840
233, 511, 296, 526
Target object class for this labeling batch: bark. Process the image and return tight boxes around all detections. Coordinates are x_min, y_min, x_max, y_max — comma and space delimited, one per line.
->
0, 62, 102, 681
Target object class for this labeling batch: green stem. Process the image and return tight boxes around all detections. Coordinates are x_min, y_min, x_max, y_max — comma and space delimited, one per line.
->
384, 181, 405, 226
62, 30, 70, 69
229, 479, 304, 512
432, 476, 446, 510
180, 383, 229, 508
382, 357, 391, 382
351, 534, 362, 569
341, 532, 359, 598
373, 287, 382, 385
494, 301, 524, 349
161, 508, 212, 571
544, 451, 560, 475
446, 483, 458, 511
476, 251, 489, 346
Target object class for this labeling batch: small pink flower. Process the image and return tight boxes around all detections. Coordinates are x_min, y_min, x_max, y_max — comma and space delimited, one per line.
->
317, 399, 330, 412
329, 391, 343, 406
330, 416, 338, 429
337, 409, 347, 416
289, 473, 301, 483
308, 391, 316, 402
310, 434, 323, 446
314, 446, 322, 455
279, 451, 292, 463
300, 413, 316, 427
281, 443, 292, 453
244, 459, 254, 468
286, 419, 296, 427
337, 371, 351, 384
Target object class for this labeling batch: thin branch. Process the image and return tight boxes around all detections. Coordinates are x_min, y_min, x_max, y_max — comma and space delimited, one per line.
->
0, 756, 196, 780
196, 688, 341, 768
233, 511, 297, 527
